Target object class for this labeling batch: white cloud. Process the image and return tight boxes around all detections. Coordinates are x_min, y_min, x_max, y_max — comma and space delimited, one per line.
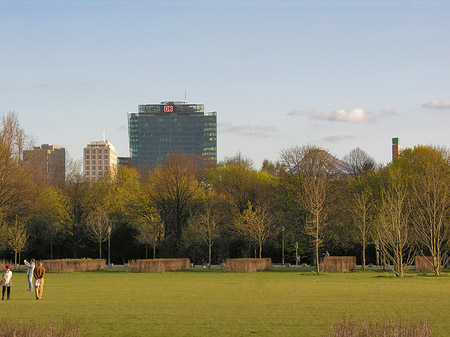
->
423, 99, 450, 110
323, 135, 355, 143
219, 122, 277, 137
382, 108, 396, 115
287, 108, 373, 123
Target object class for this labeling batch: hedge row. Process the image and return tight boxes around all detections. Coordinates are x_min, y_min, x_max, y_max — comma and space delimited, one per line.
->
321, 256, 356, 272
127, 259, 190, 273
223, 258, 272, 273
43, 259, 106, 273
415, 256, 436, 273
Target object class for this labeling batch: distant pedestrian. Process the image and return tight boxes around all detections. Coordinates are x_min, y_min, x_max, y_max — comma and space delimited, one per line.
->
325, 251, 330, 257
1, 265, 12, 300
33, 261, 45, 300
24, 259, 35, 291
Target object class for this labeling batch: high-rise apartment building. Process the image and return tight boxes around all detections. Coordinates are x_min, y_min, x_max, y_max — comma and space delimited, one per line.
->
83, 141, 117, 182
128, 101, 217, 167
23, 144, 65, 182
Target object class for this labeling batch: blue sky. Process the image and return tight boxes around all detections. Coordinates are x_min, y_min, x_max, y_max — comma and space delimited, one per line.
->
1, 0, 450, 168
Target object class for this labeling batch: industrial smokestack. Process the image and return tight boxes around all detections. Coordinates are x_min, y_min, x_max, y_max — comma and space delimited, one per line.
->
392, 137, 400, 161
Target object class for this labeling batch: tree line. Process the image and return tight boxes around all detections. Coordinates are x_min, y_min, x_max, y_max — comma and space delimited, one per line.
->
1, 112, 450, 277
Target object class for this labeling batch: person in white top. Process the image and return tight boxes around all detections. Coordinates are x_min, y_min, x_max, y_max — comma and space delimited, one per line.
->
1, 265, 12, 300
24, 259, 35, 291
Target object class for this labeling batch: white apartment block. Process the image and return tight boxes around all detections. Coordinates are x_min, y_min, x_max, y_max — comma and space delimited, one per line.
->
83, 141, 117, 182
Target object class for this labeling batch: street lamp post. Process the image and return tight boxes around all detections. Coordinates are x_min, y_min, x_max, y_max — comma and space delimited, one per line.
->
295, 241, 299, 267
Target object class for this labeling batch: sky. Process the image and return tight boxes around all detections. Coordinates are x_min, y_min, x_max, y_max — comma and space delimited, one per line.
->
1, 0, 450, 169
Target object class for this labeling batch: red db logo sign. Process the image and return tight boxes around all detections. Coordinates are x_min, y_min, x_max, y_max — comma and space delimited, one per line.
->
163, 105, 174, 113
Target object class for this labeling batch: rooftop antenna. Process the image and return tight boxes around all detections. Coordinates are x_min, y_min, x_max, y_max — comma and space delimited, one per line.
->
103, 129, 106, 142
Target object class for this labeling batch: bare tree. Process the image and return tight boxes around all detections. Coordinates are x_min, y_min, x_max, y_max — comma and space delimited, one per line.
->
411, 161, 450, 275
85, 208, 112, 259
7, 216, 28, 269
350, 188, 374, 271
376, 170, 414, 277
235, 201, 278, 258
280, 145, 337, 273
187, 206, 222, 267
135, 206, 164, 259
343, 147, 376, 177
0, 112, 34, 221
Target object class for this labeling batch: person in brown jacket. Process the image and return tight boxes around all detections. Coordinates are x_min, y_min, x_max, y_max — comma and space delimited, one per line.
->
33, 261, 45, 300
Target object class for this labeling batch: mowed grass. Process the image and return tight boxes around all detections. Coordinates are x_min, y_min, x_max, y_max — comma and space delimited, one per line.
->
0, 269, 449, 336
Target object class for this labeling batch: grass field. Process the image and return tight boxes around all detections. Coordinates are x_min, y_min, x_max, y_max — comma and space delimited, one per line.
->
0, 268, 449, 336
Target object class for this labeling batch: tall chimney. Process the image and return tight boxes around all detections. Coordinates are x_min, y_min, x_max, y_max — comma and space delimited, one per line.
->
392, 137, 400, 161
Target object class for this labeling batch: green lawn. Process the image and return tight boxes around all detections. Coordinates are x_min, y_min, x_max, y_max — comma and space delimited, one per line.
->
0, 268, 449, 336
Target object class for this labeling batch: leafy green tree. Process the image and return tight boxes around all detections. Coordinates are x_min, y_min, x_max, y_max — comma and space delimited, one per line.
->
396, 146, 450, 275
146, 153, 206, 256
208, 154, 272, 216
235, 201, 278, 258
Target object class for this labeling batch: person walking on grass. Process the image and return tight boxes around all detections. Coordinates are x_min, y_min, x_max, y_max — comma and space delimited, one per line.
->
24, 259, 35, 291
33, 261, 45, 300
1, 265, 12, 300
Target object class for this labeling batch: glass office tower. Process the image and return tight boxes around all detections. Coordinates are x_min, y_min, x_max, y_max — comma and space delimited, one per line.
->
128, 101, 217, 167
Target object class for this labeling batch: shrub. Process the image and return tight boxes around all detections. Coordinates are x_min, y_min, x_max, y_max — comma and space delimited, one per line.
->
321, 257, 356, 273
415, 256, 435, 273
223, 258, 272, 273
43, 259, 106, 273
0, 319, 84, 337
324, 317, 431, 337
127, 259, 190, 273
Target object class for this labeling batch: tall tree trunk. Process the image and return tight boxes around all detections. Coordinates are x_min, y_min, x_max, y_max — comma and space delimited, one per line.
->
362, 232, 366, 272
316, 212, 320, 274
259, 243, 262, 259
362, 243, 366, 272
153, 243, 156, 259
99, 242, 102, 259
208, 243, 212, 268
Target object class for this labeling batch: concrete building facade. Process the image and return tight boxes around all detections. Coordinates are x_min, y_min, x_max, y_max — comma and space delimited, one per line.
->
83, 141, 117, 182
23, 144, 66, 182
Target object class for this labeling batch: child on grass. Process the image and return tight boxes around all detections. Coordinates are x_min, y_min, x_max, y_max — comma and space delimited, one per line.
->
1, 265, 12, 300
